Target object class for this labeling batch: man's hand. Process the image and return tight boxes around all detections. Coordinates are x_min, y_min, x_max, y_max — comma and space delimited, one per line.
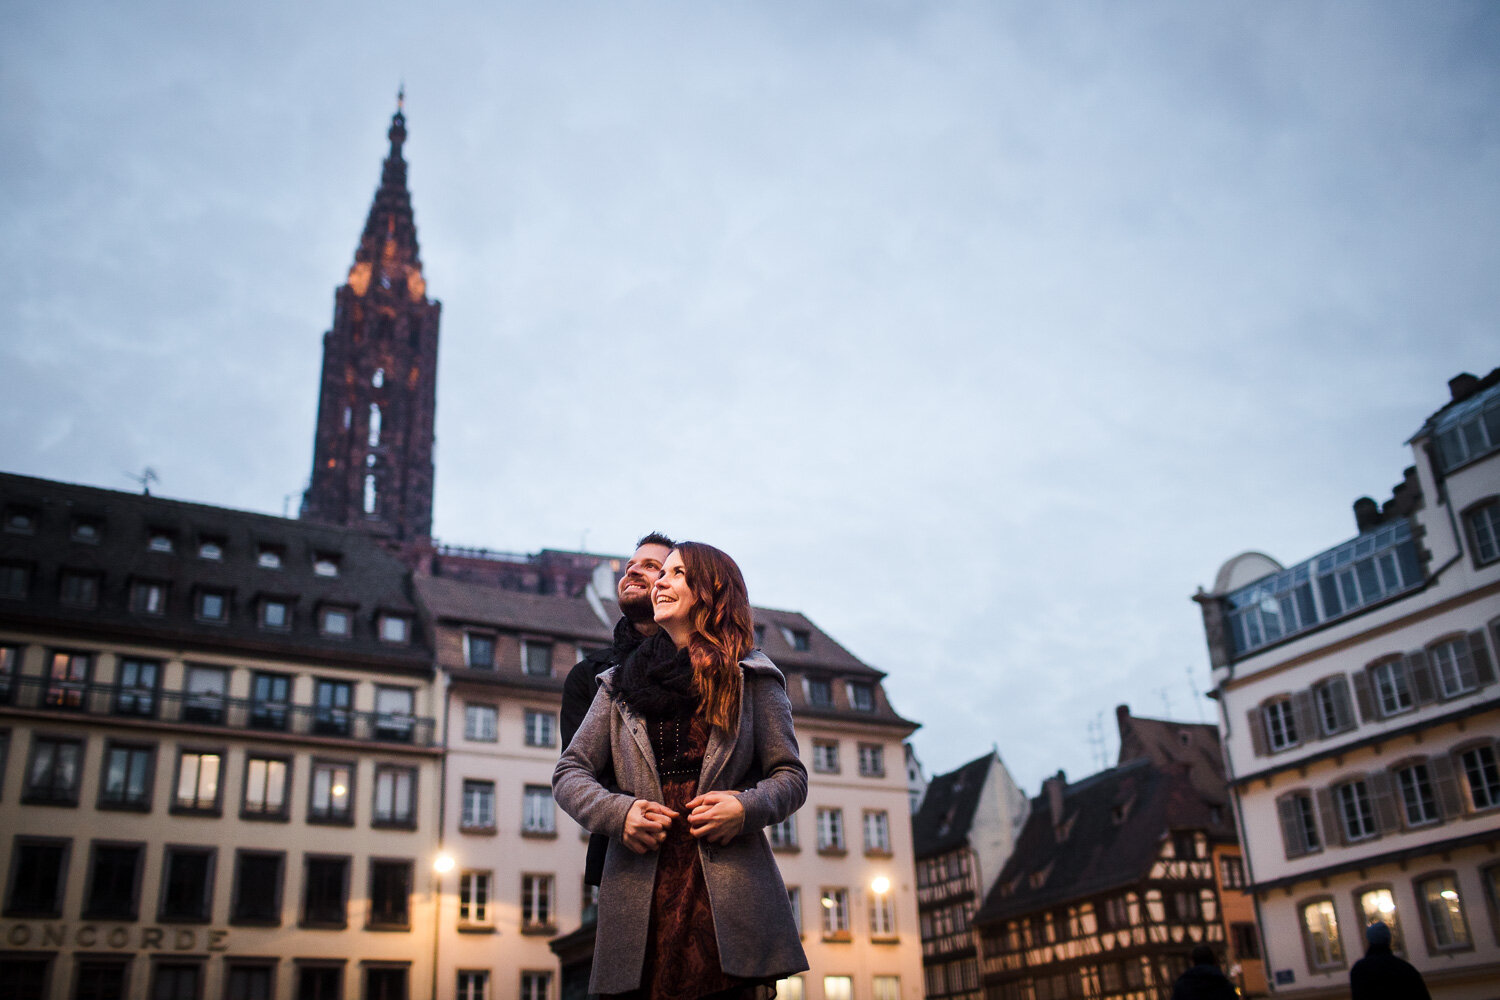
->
622, 799, 678, 854
686, 791, 745, 845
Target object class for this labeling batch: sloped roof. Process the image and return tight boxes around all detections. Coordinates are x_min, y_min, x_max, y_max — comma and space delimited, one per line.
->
912, 752, 996, 859
416, 574, 614, 641
1115, 705, 1228, 806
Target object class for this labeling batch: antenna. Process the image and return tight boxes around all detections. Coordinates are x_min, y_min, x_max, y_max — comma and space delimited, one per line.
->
283, 494, 297, 518
1155, 686, 1174, 719
126, 467, 158, 496
1087, 712, 1108, 772
1188, 663, 1207, 723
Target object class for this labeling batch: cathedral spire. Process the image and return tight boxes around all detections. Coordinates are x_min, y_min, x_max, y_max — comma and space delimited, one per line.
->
348, 90, 423, 299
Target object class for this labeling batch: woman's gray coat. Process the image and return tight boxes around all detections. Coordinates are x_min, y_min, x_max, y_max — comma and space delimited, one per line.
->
553, 651, 810, 994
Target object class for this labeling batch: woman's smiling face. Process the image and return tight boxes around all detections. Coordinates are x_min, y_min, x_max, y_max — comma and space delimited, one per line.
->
651, 549, 696, 631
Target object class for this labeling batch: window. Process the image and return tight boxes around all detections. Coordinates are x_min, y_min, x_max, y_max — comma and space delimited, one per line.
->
520, 971, 551, 1000
1433, 384, 1500, 470
364, 474, 378, 515
462, 780, 495, 831
873, 975, 901, 1000
465, 704, 498, 742
4, 837, 69, 916
378, 614, 410, 643
59, 570, 100, 607
368, 860, 412, 928
131, 580, 168, 616
1357, 887, 1403, 953
523, 785, 555, 834
1337, 781, 1378, 842
197, 538, 224, 561
848, 682, 875, 712
320, 605, 352, 637
864, 810, 891, 854
196, 589, 228, 622
152, 962, 203, 1000
297, 964, 342, 999
313, 554, 340, 577
0, 957, 50, 998
524, 709, 556, 747
805, 677, 833, 708
1463, 499, 1500, 566
1314, 677, 1354, 735
1263, 698, 1299, 751
115, 658, 160, 717
159, 846, 215, 922
174, 750, 222, 813
257, 546, 283, 570
465, 633, 495, 669
788, 629, 811, 651
858, 742, 885, 777
457, 971, 490, 1000
768, 815, 798, 850
1460, 745, 1500, 810
1231, 921, 1261, 959
817, 807, 845, 852
146, 532, 175, 554
1418, 874, 1471, 950
45, 650, 90, 709
231, 851, 284, 924
309, 761, 353, 823
313, 679, 352, 736
1431, 636, 1483, 698
522, 640, 553, 677
521, 873, 555, 931
820, 888, 850, 936
226, 964, 276, 1000
459, 871, 491, 925
70, 517, 102, 542
1300, 898, 1344, 969
250, 672, 291, 730
1219, 856, 1246, 889
260, 599, 290, 631
1372, 659, 1414, 716
871, 891, 896, 937
0, 562, 27, 600
374, 765, 416, 827
242, 756, 289, 818
0, 644, 14, 703
183, 665, 227, 723
1396, 763, 1440, 827
75, 960, 129, 999
364, 966, 407, 1000
24, 735, 82, 804
375, 686, 415, 741
302, 856, 349, 926
787, 886, 802, 933
813, 740, 840, 774
1277, 791, 1321, 857
3, 507, 37, 534
100, 743, 155, 810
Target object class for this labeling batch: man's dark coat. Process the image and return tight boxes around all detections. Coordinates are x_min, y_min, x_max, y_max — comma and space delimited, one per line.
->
1349, 944, 1431, 1000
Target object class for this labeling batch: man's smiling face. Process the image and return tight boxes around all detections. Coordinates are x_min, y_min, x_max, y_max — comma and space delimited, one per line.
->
617, 542, 670, 623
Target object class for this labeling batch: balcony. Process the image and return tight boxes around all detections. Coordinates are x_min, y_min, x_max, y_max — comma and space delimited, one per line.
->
1, 675, 436, 747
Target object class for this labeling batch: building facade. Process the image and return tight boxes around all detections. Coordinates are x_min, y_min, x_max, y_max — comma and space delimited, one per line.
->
912, 751, 1030, 1000
0, 473, 441, 999
1195, 368, 1500, 999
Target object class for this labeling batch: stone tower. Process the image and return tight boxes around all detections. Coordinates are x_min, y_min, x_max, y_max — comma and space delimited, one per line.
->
302, 94, 440, 542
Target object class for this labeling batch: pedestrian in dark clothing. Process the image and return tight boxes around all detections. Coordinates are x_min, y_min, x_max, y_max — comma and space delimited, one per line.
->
561, 532, 673, 886
1171, 945, 1237, 1000
1350, 921, 1431, 1000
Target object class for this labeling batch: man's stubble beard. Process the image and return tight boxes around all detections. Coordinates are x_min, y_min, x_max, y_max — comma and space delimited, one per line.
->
620, 593, 657, 628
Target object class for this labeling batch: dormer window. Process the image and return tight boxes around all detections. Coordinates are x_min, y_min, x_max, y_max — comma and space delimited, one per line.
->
320, 606, 353, 638
198, 537, 224, 561
313, 554, 340, 578
3, 507, 37, 534
847, 682, 875, 712
260, 599, 291, 631
379, 614, 411, 644
257, 546, 283, 570
60, 571, 101, 608
148, 532, 175, 554
805, 677, 834, 708
197, 590, 228, 623
781, 627, 812, 651
71, 519, 102, 543
130, 581, 168, 616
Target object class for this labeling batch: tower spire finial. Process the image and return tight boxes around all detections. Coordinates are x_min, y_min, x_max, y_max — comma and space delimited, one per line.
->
397, 83, 404, 111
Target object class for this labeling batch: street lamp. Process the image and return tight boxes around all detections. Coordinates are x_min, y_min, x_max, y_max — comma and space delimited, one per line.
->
871, 876, 890, 895
433, 853, 455, 874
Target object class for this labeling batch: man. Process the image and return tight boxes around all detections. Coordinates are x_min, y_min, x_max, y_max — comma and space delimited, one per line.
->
1170, 945, 1236, 1000
562, 531, 674, 886
1349, 921, 1431, 1000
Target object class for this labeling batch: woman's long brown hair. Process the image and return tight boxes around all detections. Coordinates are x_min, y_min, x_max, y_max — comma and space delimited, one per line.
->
675, 542, 754, 732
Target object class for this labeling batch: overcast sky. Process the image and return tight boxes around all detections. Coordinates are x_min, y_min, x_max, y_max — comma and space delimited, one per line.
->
4, 2, 1498, 795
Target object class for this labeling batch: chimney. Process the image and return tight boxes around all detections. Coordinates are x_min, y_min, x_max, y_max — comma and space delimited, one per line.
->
1353, 496, 1381, 533
1044, 770, 1066, 826
1449, 372, 1480, 403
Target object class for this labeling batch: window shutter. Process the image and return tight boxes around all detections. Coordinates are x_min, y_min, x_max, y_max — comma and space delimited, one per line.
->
1277, 795, 1305, 860
1247, 709, 1269, 757
1453, 637, 1479, 694
1315, 787, 1343, 848
1290, 690, 1316, 744
1329, 677, 1355, 733
1350, 671, 1376, 723
1467, 630, 1495, 688
1429, 755, 1463, 819
1407, 651, 1436, 705
1367, 771, 1400, 834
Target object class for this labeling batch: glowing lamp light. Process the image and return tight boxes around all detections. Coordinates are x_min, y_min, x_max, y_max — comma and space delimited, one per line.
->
331, 784, 348, 798
1440, 890, 1459, 901
871, 876, 891, 895
821, 897, 834, 909
1378, 899, 1395, 913
433, 853, 456, 874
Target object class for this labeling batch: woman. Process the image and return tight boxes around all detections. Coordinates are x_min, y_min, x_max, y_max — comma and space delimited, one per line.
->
554, 542, 808, 1000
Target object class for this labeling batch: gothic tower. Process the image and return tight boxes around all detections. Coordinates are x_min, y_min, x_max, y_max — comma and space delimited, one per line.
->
302, 94, 439, 542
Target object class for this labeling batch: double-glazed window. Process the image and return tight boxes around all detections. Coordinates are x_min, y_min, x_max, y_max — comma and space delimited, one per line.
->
524, 709, 556, 748
858, 742, 885, 777
1300, 898, 1343, 969
847, 682, 875, 712
521, 873, 554, 931
523, 785, 555, 834
465, 704, 498, 742
25, 735, 83, 805
309, 760, 353, 823
1460, 745, 1500, 810
313, 679, 352, 736
1465, 499, 1500, 565
459, 871, 491, 925
250, 672, 291, 730
1370, 659, 1414, 716
812, 740, 839, 774
522, 640, 553, 677
100, 743, 154, 810
805, 677, 833, 708
1356, 887, 1403, 954
817, 807, 845, 852
1417, 874, 1471, 951
1429, 636, 1485, 699
115, 658, 160, 717
863, 810, 891, 854
373, 765, 416, 827
243, 756, 289, 819
462, 780, 495, 831
1262, 698, 1299, 751
870, 892, 896, 937
183, 665, 227, 724
45, 650, 90, 709
174, 749, 223, 814
1395, 764, 1441, 827
1336, 781, 1378, 842
1313, 677, 1355, 735
457, 971, 490, 1000
521, 971, 552, 1000
767, 815, 798, 850
820, 888, 850, 936
465, 633, 495, 669
375, 686, 415, 742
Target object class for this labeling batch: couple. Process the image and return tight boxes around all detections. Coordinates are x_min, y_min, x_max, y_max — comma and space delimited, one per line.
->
555, 535, 809, 1000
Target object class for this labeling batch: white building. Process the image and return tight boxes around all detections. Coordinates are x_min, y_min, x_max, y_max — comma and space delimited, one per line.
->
1196, 368, 1500, 999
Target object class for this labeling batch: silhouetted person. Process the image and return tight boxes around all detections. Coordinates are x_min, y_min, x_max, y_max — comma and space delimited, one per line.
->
1350, 921, 1431, 1000
1171, 945, 1236, 1000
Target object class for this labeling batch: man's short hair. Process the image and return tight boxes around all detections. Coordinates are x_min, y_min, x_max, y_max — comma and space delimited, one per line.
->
1189, 945, 1217, 968
636, 531, 675, 550
1366, 921, 1392, 948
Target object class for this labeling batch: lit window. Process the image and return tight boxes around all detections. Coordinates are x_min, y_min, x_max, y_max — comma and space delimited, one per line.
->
257, 547, 282, 569
1301, 898, 1343, 969
1418, 874, 1471, 950
1357, 887, 1403, 953
522, 640, 553, 677
1467, 500, 1500, 565
524, 709, 556, 748
820, 890, 850, 936
45, 650, 90, 709
817, 808, 845, 852
871, 892, 896, 937
776, 979, 805, 1000
523, 785, 555, 834
174, 750, 222, 813
521, 874, 555, 931
858, 742, 885, 776
1396, 764, 1441, 826
367, 404, 382, 448
364, 474, 378, 514
873, 975, 901, 1000
767, 815, 798, 850
379, 614, 410, 643
813, 740, 840, 774
465, 633, 495, 669
465, 704, 498, 742
1460, 745, 1500, 810
1219, 856, 1246, 889
462, 780, 495, 830
1263, 698, 1299, 751
459, 871, 491, 925
309, 760, 353, 823
243, 756, 288, 818
1337, 781, 1379, 842
1371, 660, 1414, 716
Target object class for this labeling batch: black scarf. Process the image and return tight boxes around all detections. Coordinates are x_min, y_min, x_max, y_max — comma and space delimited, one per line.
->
615, 630, 699, 719
610, 614, 650, 661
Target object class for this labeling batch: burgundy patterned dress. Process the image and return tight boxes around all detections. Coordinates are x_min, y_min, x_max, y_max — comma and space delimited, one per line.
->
607, 710, 762, 1000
